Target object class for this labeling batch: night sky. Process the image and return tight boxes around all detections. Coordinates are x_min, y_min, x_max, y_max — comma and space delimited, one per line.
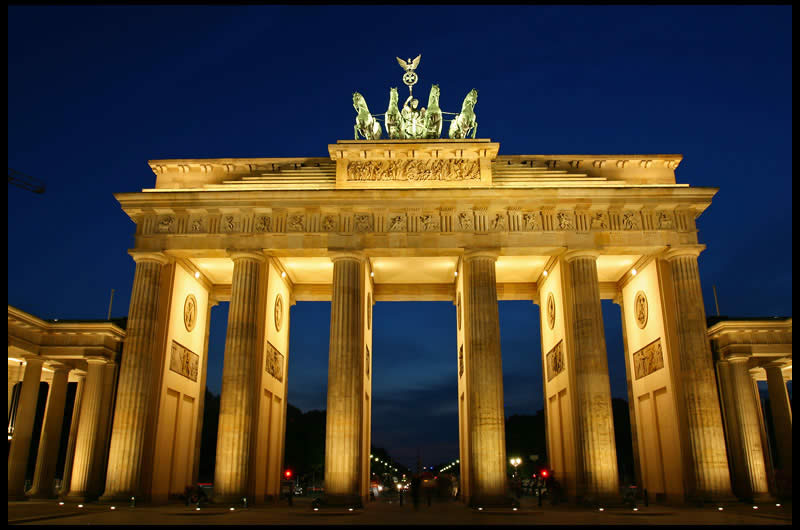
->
8, 6, 792, 469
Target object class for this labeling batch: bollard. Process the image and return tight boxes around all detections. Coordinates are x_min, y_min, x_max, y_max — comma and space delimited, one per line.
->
644, 489, 649, 507
242, 497, 248, 509
130, 496, 136, 508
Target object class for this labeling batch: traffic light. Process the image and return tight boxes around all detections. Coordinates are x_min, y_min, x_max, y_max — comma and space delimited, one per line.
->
541, 470, 549, 478
285, 469, 292, 479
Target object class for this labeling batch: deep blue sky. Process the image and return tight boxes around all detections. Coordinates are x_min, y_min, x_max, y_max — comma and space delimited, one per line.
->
8, 6, 792, 469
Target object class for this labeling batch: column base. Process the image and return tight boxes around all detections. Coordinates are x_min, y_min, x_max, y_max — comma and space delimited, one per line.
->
8, 494, 30, 501
63, 493, 96, 503
26, 489, 57, 500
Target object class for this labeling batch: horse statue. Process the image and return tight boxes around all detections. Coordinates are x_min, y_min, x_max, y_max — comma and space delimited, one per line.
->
353, 92, 382, 140
423, 84, 442, 139
448, 89, 478, 139
385, 87, 404, 139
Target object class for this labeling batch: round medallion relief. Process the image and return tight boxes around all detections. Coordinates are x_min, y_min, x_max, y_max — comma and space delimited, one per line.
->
634, 291, 648, 329
274, 293, 284, 332
546, 293, 556, 330
367, 292, 372, 330
184, 294, 197, 332
457, 293, 462, 331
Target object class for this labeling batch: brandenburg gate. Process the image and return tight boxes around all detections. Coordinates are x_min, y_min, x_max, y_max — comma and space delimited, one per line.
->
87, 124, 743, 507
15, 60, 791, 509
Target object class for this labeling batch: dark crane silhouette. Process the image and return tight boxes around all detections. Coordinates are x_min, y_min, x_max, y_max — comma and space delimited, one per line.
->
8, 168, 45, 194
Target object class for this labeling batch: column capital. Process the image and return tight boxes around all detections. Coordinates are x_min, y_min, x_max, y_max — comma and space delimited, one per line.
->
727, 354, 751, 364
329, 250, 367, 263
227, 250, 266, 262
128, 250, 170, 265
763, 360, 790, 371
20, 355, 44, 366
563, 248, 600, 262
661, 244, 706, 261
47, 361, 72, 373
463, 248, 499, 261
85, 356, 109, 366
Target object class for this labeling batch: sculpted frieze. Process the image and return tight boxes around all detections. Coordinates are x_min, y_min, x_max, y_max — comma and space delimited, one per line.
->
622, 211, 641, 230
521, 212, 541, 231
633, 338, 664, 380
387, 214, 407, 232
419, 214, 440, 232
590, 212, 609, 230
354, 213, 373, 232
456, 211, 474, 231
321, 214, 338, 232
287, 214, 306, 232
346, 159, 480, 182
169, 341, 199, 382
158, 216, 175, 233
557, 211, 574, 231
141, 206, 684, 236
265, 341, 285, 382
255, 215, 272, 233
546, 340, 564, 382
490, 212, 507, 232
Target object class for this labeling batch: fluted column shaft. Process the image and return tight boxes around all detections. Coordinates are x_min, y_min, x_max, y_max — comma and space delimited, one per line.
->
464, 251, 508, 504
65, 359, 108, 501
29, 366, 71, 498
324, 255, 365, 503
564, 252, 619, 501
726, 358, 770, 500
8, 357, 44, 499
764, 363, 792, 487
59, 375, 85, 496
666, 250, 732, 500
101, 253, 167, 501
213, 253, 264, 502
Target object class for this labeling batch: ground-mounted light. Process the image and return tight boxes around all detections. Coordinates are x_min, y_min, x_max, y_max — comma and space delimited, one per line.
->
454, 271, 458, 277
631, 268, 637, 276
281, 271, 287, 278
370, 272, 374, 277
195, 271, 200, 279
542, 270, 548, 277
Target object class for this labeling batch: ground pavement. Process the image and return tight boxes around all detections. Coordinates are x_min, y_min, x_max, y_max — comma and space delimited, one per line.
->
8, 496, 792, 526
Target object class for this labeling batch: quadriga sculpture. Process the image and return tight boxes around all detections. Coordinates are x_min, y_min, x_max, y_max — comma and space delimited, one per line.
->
385, 88, 404, 139
448, 89, 478, 139
353, 92, 382, 140
423, 84, 442, 139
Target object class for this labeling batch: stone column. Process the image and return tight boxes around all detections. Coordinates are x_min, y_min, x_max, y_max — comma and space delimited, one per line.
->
563, 250, 619, 501
28, 364, 71, 499
100, 252, 168, 501
726, 357, 771, 501
59, 374, 85, 496
764, 362, 792, 492
8, 357, 44, 500
64, 358, 108, 501
213, 251, 265, 503
463, 250, 509, 506
324, 252, 366, 506
664, 247, 732, 501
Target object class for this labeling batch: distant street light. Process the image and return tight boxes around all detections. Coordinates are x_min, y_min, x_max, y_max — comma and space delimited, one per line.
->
509, 457, 522, 478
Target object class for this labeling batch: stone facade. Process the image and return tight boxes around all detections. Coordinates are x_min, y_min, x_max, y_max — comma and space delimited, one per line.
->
10, 138, 787, 507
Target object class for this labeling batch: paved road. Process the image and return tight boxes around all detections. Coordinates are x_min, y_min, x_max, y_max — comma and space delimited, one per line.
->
8, 496, 792, 526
